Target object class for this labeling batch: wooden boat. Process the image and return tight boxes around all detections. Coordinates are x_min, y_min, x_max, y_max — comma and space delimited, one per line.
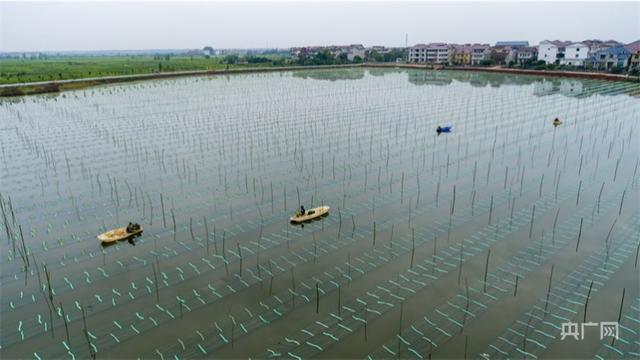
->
98, 226, 143, 243
290, 206, 330, 224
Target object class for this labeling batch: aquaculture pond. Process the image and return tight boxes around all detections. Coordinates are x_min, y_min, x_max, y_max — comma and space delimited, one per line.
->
1, 68, 639, 359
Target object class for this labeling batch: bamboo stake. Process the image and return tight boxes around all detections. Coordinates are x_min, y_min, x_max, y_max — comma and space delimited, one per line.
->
483, 249, 491, 293
364, 306, 368, 342
552, 207, 560, 246
583, 280, 593, 322
597, 182, 605, 214
457, 241, 464, 286
529, 205, 536, 240
390, 223, 394, 250
152, 263, 160, 303
488, 195, 494, 225
576, 180, 582, 206
619, 189, 626, 216
189, 217, 195, 241
451, 184, 456, 216
81, 304, 95, 359
160, 193, 166, 228
410, 228, 415, 269
471, 190, 476, 217
432, 234, 437, 273
544, 264, 554, 313
400, 172, 404, 204
171, 208, 177, 241
612, 287, 625, 346
204, 216, 210, 256
316, 283, 320, 314
566, 215, 579, 252
237, 243, 243, 276
539, 174, 544, 198
464, 335, 469, 360
462, 278, 470, 332
398, 302, 404, 354
373, 221, 376, 247
60, 301, 70, 345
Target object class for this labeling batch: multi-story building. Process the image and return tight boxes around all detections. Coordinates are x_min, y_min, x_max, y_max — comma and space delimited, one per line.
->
625, 40, 640, 70
588, 47, 632, 70
408, 43, 451, 64
560, 43, 589, 66
470, 44, 490, 64
582, 39, 623, 53
452, 45, 472, 65
537, 40, 572, 64
504, 46, 537, 65
514, 47, 537, 64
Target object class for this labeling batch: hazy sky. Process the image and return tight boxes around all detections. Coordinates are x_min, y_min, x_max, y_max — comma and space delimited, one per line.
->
1, 1, 639, 52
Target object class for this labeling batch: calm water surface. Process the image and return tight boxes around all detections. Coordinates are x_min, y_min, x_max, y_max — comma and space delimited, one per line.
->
1, 68, 638, 359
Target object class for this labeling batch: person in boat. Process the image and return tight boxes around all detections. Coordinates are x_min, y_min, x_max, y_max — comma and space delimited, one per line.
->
299, 205, 306, 216
436, 126, 443, 135
553, 117, 561, 126
126, 222, 141, 233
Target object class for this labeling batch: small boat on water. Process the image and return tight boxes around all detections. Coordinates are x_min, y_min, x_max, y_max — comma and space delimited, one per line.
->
553, 118, 562, 127
436, 124, 453, 135
98, 226, 143, 243
290, 206, 330, 224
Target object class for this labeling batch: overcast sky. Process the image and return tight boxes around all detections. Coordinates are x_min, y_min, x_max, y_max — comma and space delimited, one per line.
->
1, 1, 639, 52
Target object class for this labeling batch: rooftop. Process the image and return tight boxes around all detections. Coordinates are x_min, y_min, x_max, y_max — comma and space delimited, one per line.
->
625, 40, 640, 53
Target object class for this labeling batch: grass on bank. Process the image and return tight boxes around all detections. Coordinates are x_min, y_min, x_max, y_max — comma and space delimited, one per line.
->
0, 55, 278, 85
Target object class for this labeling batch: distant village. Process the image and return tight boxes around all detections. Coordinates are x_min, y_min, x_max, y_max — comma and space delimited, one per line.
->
289, 40, 640, 73
4, 39, 639, 75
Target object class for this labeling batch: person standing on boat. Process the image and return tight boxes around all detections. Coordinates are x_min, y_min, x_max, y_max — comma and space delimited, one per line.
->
126, 222, 134, 233
300, 205, 306, 215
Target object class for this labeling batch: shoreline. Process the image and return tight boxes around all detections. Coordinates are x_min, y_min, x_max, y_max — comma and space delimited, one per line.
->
0, 65, 361, 97
368, 63, 639, 82
1, 63, 637, 97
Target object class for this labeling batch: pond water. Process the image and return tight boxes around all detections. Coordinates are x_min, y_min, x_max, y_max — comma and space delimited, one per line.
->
1, 68, 639, 359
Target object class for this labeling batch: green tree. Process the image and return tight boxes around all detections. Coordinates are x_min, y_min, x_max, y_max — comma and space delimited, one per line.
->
336, 53, 349, 64
366, 50, 383, 62
314, 50, 335, 65
224, 54, 239, 64
383, 49, 406, 62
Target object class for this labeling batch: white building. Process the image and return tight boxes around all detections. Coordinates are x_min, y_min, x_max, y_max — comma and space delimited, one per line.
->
408, 43, 451, 64
560, 43, 589, 66
346, 45, 366, 61
537, 40, 571, 64
471, 44, 490, 64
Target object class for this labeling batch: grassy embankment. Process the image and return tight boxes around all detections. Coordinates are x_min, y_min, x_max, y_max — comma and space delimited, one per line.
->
0, 55, 281, 96
0, 55, 277, 84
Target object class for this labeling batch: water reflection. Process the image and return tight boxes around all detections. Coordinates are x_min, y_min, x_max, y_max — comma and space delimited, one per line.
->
283, 67, 630, 99
534, 79, 591, 97
397, 69, 629, 98
292, 68, 365, 81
